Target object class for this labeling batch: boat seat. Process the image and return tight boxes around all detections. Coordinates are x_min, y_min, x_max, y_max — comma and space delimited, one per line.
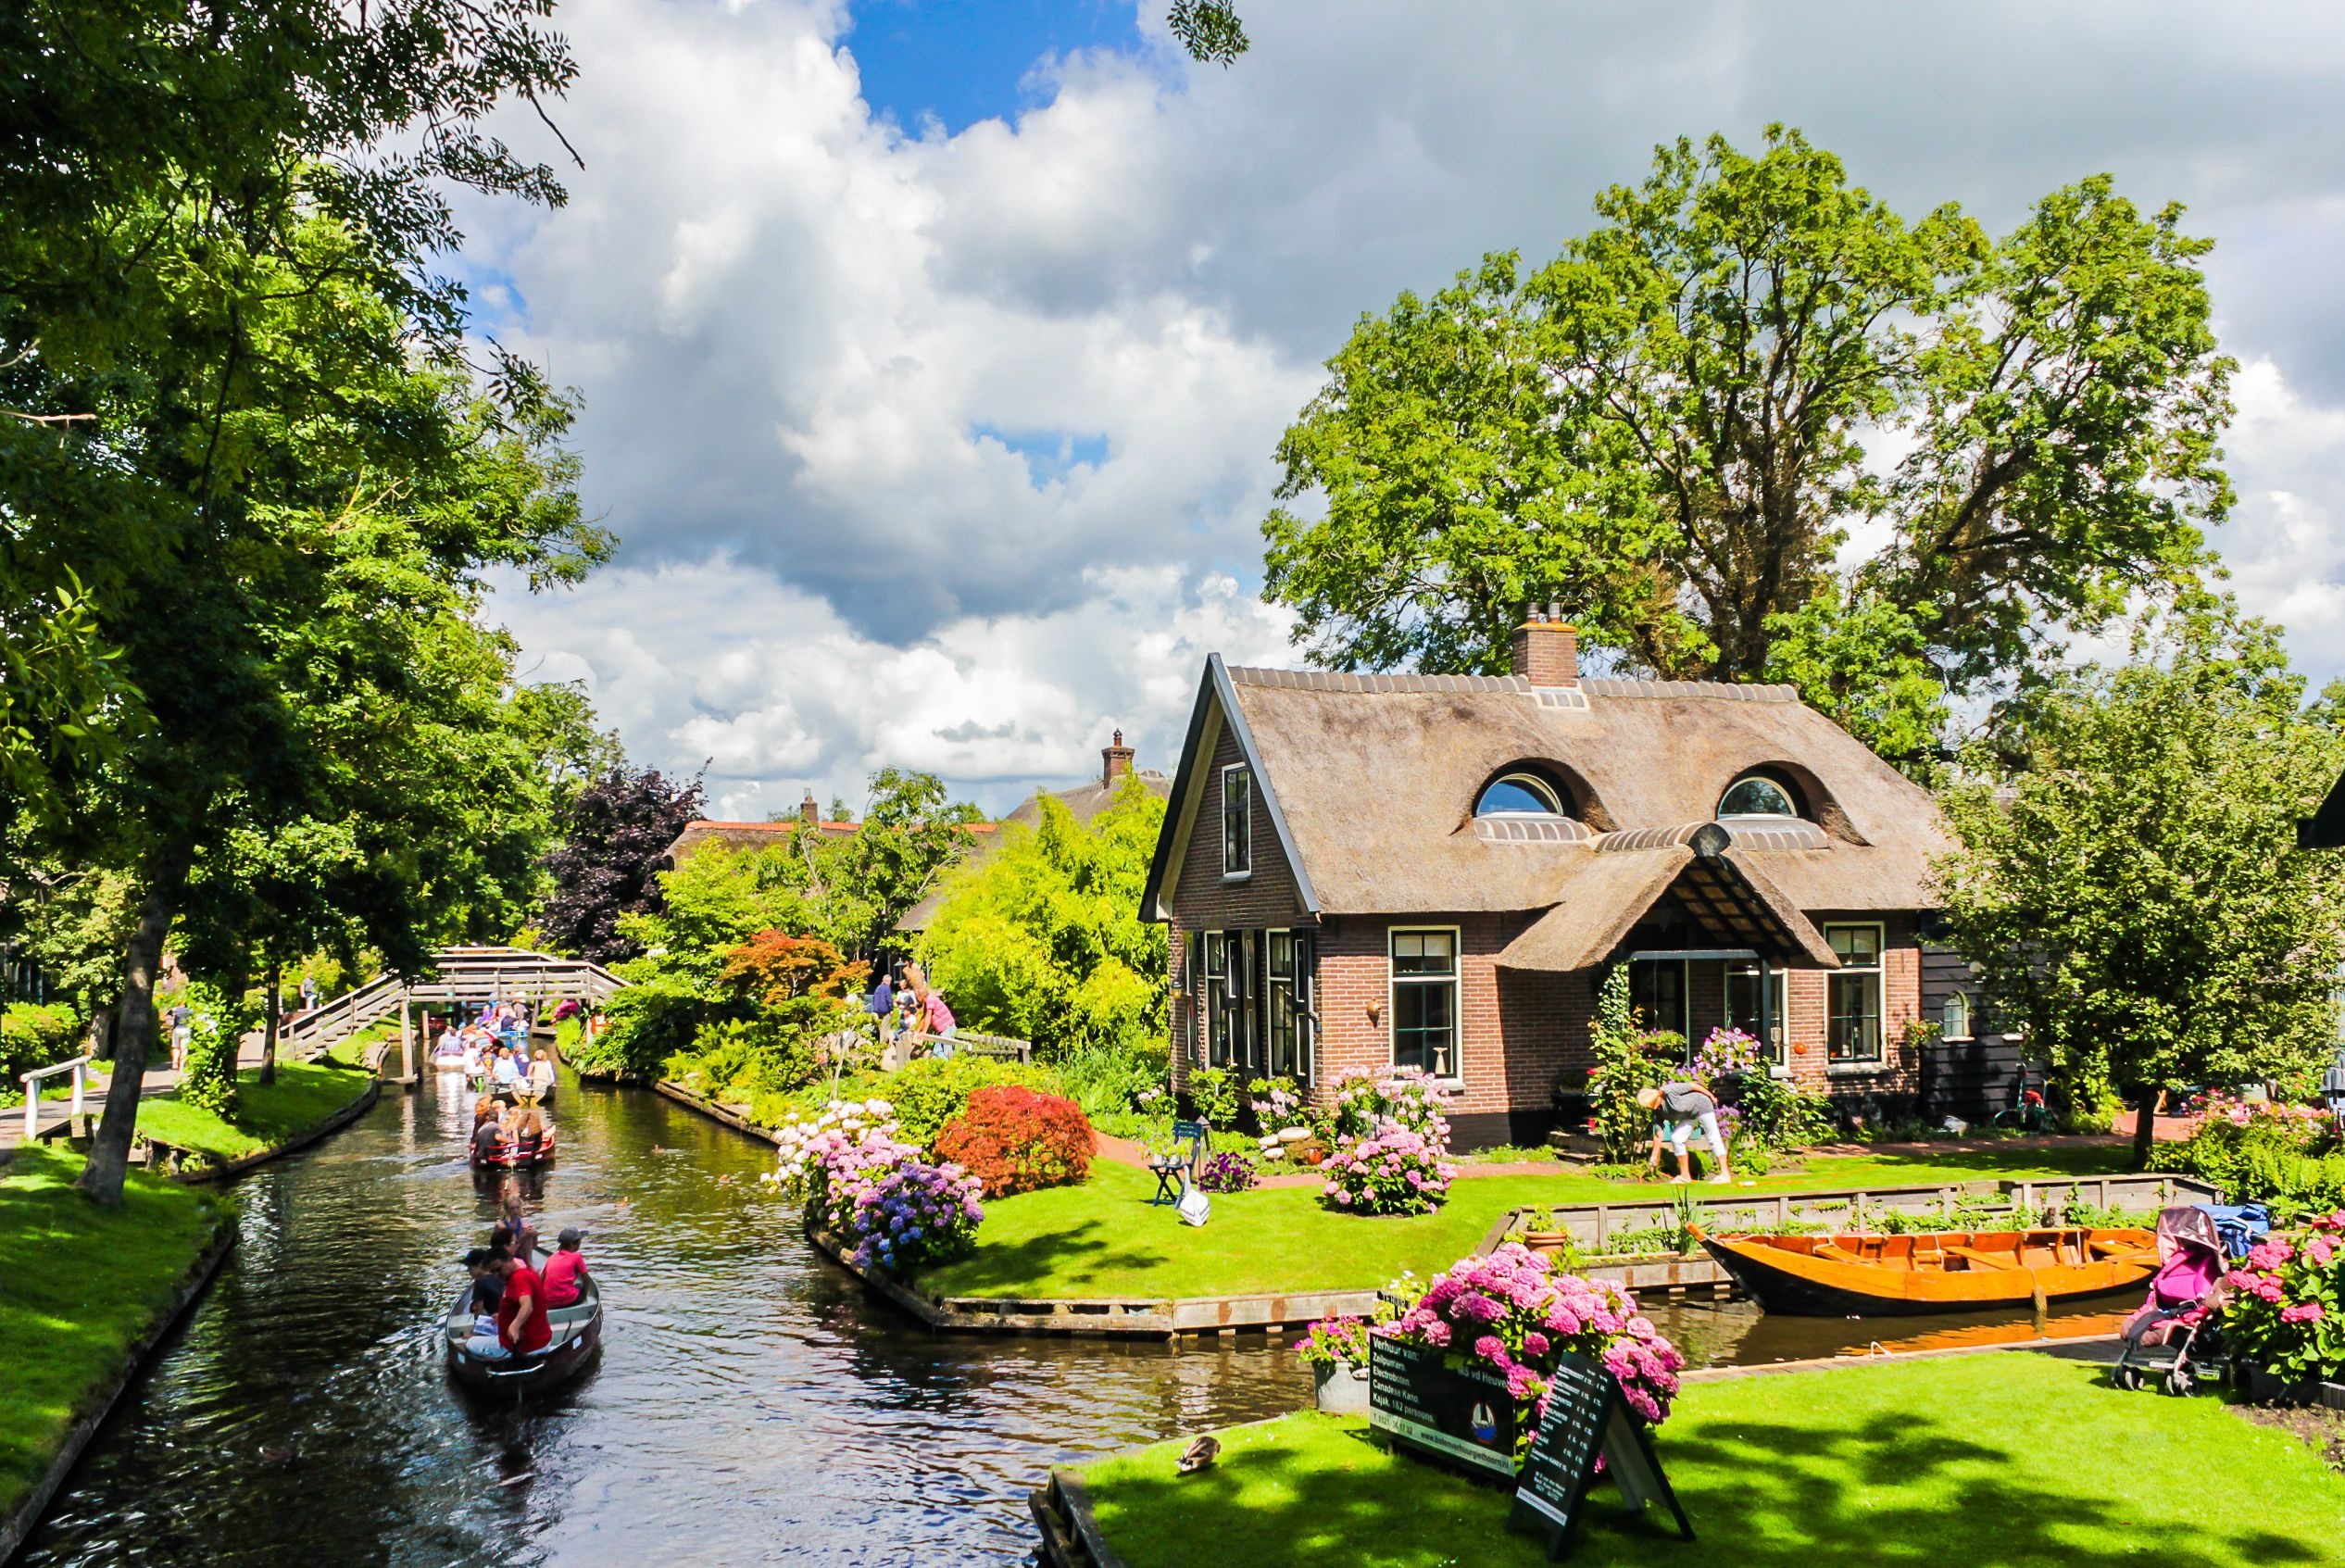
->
2088, 1237, 2151, 1261
1945, 1246, 2020, 1271
1811, 1242, 1866, 1264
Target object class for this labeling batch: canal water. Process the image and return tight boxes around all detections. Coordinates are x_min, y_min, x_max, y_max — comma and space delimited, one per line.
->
19, 1072, 2119, 1565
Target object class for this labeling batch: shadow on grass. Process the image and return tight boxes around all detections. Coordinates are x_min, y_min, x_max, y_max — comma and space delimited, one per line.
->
918, 1215, 1168, 1298
1087, 1406, 2323, 1568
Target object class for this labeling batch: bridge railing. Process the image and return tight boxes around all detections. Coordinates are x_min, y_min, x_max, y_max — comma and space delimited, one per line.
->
282, 947, 631, 1062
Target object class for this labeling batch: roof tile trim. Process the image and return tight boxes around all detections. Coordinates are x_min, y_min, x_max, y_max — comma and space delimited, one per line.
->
1592, 819, 1831, 853
1222, 666, 1795, 701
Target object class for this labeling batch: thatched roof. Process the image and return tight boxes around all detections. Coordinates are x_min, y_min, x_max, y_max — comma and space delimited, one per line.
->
1144, 659, 1955, 962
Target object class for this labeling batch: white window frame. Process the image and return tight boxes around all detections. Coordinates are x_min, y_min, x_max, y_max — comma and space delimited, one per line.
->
1825, 922, 1886, 1065
1717, 774, 1800, 820
1388, 925, 1462, 1083
1941, 988, 1973, 1042
1474, 771, 1564, 818
1221, 762, 1252, 881
1200, 928, 1225, 1065
1727, 960, 1789, 1073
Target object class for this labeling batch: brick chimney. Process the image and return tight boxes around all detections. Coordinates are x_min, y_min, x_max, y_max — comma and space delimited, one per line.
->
1511, 604, 1579, 685
798, 789, 821, 828
1101, 728, 1135, 786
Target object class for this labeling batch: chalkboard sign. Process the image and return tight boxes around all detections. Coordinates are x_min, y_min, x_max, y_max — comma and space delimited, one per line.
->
1508, 1350, 1692, 1560
1366, 1336, 1520, 1483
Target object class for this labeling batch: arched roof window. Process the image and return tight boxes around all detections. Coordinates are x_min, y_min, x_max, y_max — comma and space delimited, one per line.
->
1475, 772, 1566, 818
1717, 774, 1800, 820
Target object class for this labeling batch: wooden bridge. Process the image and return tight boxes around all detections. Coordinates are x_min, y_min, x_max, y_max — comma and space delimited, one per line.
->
285, 946, 629, 1080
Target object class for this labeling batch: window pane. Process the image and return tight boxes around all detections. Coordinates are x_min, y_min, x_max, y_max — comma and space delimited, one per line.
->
1719, 776, 1798, 818
1394, 979, 1455, 1075
1942, 992, 1970, 1039
1475, 775, 1561, 816
1828, 972, 1882, 1061
1223, 768, 1250, 874
1827, 924, 1880, 966
1269, 933, 1293, 979
1392, 931, 1453, 974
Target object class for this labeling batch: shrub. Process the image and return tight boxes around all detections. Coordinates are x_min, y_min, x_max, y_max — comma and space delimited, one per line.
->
2162, 1098, 2345, 1221
766, 1097, 984, 1273
1296, 1314, 1371, 1369
1248, 1075, 1307, 1129
1688, 1026, 1760, 1085
1380, 1242, 1685, 1446
1587, 968, 1673, 1160
664, 1015, 825, 1104
2222, 1211, 2345, 1386
1051, 1038, 1169, 1123
176, 982, 250, 1121
887, 1055, 1056, 1148
1734, 1070, 1837, 1151
1196, 1149, 1257, 1193
933, 1085, 1097, 1198
1322, 1126, 1456, 1215
1329, 1066, 1453, 1143
1187, 1064, 1241, 1127
0, 1002, 83, 1102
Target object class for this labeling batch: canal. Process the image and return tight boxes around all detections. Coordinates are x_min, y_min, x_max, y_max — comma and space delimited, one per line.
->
19, 1071, 2122, 1564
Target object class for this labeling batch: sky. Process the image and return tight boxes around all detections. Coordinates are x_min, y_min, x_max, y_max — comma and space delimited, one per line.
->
469, 0, 2345, 820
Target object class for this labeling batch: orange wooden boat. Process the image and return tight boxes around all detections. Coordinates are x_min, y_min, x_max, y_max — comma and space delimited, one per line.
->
1694, 1226, 2158, 1317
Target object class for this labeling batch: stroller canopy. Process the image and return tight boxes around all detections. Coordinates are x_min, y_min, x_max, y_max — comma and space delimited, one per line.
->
2153, 1205, 2226, 1268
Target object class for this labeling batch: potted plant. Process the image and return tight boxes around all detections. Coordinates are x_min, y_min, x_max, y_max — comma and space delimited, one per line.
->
1297, 1315, 1373, 1413
2224, 1210, 2345, 1406
1514, 1207, 1574, 1259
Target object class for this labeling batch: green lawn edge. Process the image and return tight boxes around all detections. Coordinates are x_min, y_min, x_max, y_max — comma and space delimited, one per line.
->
914, 1146, 2137, 1300
135, 1060, 376, 1165
1075, 1355, 2345, 1568
0, 1148, 228, 1522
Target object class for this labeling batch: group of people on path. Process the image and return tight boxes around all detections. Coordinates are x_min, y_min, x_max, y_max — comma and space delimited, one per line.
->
459, 1195, 591, 1361
864, 961, 955, 1068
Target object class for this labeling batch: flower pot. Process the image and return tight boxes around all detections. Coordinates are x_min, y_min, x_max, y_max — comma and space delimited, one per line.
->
1313, 1359, 1371, 1415
1518, 1231, 1574, 1257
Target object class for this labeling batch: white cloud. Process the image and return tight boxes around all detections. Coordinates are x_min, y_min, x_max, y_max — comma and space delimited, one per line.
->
471, 0, 2345, 811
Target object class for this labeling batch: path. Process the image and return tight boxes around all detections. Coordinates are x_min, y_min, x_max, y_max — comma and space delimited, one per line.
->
1, 1035, 273, 1153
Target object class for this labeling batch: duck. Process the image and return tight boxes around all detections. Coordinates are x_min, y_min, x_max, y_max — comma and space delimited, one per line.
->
1176, 1436, 1220, 1475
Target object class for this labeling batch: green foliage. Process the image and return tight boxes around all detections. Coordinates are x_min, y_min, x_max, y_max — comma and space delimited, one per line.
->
1168, 0, 1248, 65
1262, 127, 2232, 763
1734, 1072, 1837, 1152
2160, 1105, 2345, 1222
1587, 968, 1669, 1160
885, 1056, 1057, 1150
173, 982, 251, 1122
0, 1002, 82, 1102
1053, 1038, 1171, 1125
1186, 1065, 1243, 1127
919, 778, 1168, 1056
1936, 608, 2345, 1166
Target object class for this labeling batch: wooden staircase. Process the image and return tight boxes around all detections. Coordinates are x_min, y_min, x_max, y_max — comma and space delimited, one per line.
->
283, 946, 630, 1073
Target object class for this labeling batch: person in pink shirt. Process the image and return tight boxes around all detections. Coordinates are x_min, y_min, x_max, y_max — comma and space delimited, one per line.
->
911, 983, 958, 1059
541, 1226, 590, 1308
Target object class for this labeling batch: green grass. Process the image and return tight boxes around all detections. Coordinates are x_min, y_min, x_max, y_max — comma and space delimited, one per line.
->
914, 1145, 2134, 1299
0, 1148, 227, 1521
1078, 1355, 2345, 1568
134, 1060, 374, 1164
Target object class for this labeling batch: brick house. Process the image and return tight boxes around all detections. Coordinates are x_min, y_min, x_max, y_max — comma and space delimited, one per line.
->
1139, 618, 1962, 1149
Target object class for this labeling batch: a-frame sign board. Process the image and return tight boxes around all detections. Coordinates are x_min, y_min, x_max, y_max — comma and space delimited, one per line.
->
1507, 1350, 1694, 1560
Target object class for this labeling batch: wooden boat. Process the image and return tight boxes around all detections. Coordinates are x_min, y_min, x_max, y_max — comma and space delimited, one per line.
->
443, 1273, 602, 1393
469, 1126, 558, 1170
1693, 1225, 2158, 1317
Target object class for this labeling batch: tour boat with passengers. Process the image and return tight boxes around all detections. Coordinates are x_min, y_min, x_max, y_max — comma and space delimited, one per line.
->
1692, 1224, 2159, 1316
443, 1273, 602, 1393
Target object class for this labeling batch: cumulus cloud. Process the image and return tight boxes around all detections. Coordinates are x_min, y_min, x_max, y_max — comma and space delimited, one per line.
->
475, 0, 2345, 811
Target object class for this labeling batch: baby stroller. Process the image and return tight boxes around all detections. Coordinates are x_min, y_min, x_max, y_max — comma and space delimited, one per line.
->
2110, 1206, 2229, 1397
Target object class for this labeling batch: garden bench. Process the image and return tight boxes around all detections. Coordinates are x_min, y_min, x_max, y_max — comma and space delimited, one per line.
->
1148, 1120, 1208, 1205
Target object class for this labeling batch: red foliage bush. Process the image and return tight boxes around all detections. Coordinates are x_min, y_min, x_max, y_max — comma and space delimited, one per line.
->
933, 1085, 1096, 1198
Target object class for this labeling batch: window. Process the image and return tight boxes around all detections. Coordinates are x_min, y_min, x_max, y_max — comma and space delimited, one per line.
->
1628, 957, 1689, 1042
1201, 930, 1227, 1066
1727, 960, 1787, 1067
1826, 923, 1884, 1063
1222, 764, 1252, 878
1268, 932, 1315, 1080
1474, 772, 1564, 817
1941, 989, 1973, 1041
1390, 929, 1458, 1077
1717, 775, 1800, 819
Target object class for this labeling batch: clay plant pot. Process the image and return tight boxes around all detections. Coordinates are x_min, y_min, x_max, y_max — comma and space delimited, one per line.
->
1517, 1231, 1574, 1257
1294, 1139, 1328, 1165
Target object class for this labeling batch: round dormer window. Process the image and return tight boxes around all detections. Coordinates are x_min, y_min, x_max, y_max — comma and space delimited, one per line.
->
1717, 774, 1800, 819
1475, 772, 1565, 817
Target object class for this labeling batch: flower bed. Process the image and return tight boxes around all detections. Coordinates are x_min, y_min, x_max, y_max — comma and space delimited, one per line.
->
2226, 1209, 2345, 1392
1323, 1127, 1457, 1215
770, 1097, 984, 1273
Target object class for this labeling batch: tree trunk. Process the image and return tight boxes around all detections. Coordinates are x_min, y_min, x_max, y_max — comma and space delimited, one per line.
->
2129, 1081, 2161, 1173
260, 961, 281, 1086
74, 885, 175, 1206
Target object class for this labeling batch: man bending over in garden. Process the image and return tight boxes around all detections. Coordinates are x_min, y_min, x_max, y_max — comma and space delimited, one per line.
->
1637, 1083, 1732, 1185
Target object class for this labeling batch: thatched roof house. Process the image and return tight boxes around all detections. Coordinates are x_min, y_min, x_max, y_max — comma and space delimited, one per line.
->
1142, 618, 1971, 1148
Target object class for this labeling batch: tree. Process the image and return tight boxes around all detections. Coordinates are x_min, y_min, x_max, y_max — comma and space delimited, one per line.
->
540, 766, 708, 965
1262, 128, 2234, 759
806, 769, 985, 960
1169, 1, 1248, 65
1933, 609, 2345, 1169
918, 778, 1169, 1058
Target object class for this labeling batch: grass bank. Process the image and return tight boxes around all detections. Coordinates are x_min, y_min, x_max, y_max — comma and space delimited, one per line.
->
0, 1148, 228, 1525
1076, 1355, 2345, 1568
135, 1060, 375, 1166
916, 1146, 2135, 1299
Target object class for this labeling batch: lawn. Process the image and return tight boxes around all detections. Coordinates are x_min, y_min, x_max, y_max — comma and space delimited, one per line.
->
134, 1060, 375, 1164
1077, 1355, 2345, 1568
914, 1145, 2136, 1300
0, 1148, 227, 1523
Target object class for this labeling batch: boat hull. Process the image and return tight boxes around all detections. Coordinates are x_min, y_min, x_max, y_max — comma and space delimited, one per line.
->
1697, 1227, 2157, 1318
444, 1278, 602, 1393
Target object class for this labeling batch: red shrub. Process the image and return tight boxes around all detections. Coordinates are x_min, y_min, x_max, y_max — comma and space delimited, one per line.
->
933, 1085, 1096, 1198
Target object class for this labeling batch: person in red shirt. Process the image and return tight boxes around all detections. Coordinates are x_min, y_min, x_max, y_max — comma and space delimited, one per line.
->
495, 1248, 552, 1356
541, 1226, 589, 1308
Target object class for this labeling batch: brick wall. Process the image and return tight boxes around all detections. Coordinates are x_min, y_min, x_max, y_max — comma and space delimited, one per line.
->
1783, 913, 1923, 1099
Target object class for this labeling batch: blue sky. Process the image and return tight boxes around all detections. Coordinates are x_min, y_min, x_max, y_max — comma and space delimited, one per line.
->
846, 0, 1142, 133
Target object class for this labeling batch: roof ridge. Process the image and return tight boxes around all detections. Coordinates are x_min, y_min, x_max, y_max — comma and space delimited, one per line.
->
1222, 665, 1798, 702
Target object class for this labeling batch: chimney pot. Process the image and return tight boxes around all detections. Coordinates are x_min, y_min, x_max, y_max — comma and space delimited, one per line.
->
1510, 616, 1580, 686
1101, 728, 1136, 787
799, 789, 820, 828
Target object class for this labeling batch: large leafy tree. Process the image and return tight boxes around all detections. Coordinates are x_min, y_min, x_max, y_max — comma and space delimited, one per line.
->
1934, 609, 2345, 1169
918, 779, 1169, 1059
1262, 128, 2234, 759
786, 768, 986, 960
540, 766, 708, 966
2, 3, 598, 1203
